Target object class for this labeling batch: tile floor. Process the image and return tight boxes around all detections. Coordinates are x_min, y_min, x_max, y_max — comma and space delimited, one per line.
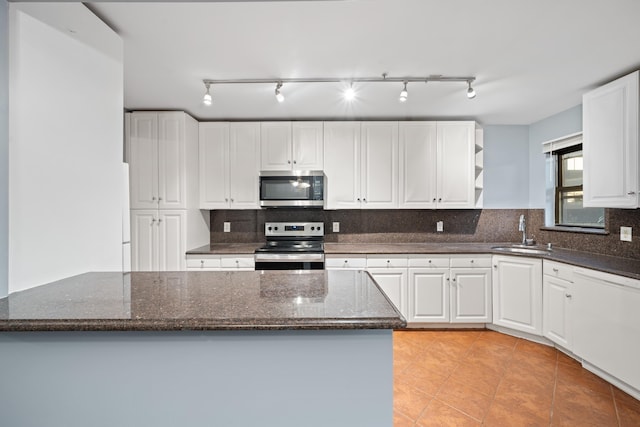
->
393, 330, 640, 426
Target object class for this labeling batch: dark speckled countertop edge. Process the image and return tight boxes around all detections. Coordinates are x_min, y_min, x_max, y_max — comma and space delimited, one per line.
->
0, 317, 406, 332
324, 243, 640, 281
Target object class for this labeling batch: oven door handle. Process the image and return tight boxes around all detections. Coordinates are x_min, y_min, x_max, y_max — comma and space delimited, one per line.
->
254, 253, 324, 262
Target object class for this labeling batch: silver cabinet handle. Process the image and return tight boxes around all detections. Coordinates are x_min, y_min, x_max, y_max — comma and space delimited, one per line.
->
438, 198, 442, 202
158, 197, 162, 201
230, 198, 234, 202
225, 198, 228, 202
452, 277, 456, 282
151, 219, 156, 224
152, 197, 156, 201
428, 259, 432, 263
493, 265, 497, 269
287, 160, 291, 164
357, 198, 361, 202
565, 294, 572, 299
628, 191, 636, 195
363, 198, 367, 202
553, 268, 559, 273
432, 198, 436, 202
470, 259, 474, 264
293, 160, 297, 164
158, 218, 162, 223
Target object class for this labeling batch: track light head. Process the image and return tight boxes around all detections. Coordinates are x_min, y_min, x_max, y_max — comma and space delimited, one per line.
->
466, 80, 476, 99
203, 82, 212, 106
275, 82, 284, 103
344, 83, 356, 101
399, 81, 408, 102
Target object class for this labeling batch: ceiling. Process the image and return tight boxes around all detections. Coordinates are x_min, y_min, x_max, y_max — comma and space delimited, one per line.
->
87, 0, 640, 125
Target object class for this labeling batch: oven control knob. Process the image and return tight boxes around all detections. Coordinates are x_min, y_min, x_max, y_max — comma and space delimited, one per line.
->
317, 226, 321, 231
274, 226, 279, 231
311, 226, 315, 230
268, 226, 272, 231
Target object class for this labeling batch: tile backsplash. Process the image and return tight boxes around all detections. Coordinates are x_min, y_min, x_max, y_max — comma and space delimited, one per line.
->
210, 208, 640, 260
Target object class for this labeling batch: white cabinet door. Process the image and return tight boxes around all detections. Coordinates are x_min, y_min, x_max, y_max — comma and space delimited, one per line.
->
451, 268, 492, 323
199, 123, 230, 209
158, 211, 186, 271
368, 268, 408, 318
129, 113, 159, 209
260, 122, 292, 171
360, 122, 398, 208
157, 112, 187, 209
437, 122, 476, 209
409, 268, 449, 322
131, 210, 158, 271
324, 122, 361, 209
292, 122, 323, 170
543, 274, 572, 349
229, 123, 260, 209
399, 122, 437, 208
492, 255, 543, 335
572, 268, 640, 391
583, 70, 639, 208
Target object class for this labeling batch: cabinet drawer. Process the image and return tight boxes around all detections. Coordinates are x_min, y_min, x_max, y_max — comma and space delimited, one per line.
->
186, 255, 221, 269
543, 260, 574, 282
220, 255, 255, 269
325, 256, 366, 269
366, 256, 409, 268
408, 255, 450, 268
450, 255, 491, 268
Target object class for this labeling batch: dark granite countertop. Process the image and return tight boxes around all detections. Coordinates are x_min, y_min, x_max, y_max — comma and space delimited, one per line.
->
187, 243, 262, 255
324, 243, 640, 280
0, 270, 406, 332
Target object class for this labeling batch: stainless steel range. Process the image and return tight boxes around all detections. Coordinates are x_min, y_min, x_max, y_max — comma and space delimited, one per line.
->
254, 222, 324, 270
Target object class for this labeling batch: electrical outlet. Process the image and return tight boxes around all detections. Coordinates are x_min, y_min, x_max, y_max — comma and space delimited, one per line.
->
223, 222, 231, 233
620, 226, 632, 242
437, 221, 444, 232
333, 222, 340, 233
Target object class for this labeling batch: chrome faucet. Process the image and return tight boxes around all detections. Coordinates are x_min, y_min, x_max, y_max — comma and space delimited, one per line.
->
518, 214, 526, 245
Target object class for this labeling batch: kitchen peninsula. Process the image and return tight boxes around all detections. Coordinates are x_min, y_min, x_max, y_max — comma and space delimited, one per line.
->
0, 270, 404, 427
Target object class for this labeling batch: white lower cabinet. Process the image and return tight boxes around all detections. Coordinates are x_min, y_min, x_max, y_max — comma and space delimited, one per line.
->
542, 260, 574, 350
186, 254, 255, 271
325, 256, 367, 270
572, 267, 640, 392
367, 256, 409, 318
132, 210, 186, 271
492, 255, 542, 335
408, 255, 491, 324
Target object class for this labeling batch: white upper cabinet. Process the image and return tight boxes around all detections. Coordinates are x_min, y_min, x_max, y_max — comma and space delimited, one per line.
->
399, 122, 437, 208
292, 122, 324, 170
583, 70, 639, 208
229, 123, 261, 208
360, 122, 399, 208
398, 121, 479, 209
129, 112, 195, 210
437, 122, 477, 209
324, 122, 362, 209
324, 121, 398, 209
260, 122, 323, 171
199, 122, 260, 209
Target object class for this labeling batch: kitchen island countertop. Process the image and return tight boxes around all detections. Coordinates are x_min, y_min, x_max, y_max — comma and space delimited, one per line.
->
0, 270, 406, 331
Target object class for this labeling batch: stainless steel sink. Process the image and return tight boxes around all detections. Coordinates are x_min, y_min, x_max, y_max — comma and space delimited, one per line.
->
491, 245, 552, 256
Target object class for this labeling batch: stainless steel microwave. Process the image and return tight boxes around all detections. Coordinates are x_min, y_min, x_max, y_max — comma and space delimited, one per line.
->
259, 171, 324, 208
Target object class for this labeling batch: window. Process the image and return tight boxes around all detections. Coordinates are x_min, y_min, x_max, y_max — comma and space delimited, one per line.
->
553, 145, 604, 228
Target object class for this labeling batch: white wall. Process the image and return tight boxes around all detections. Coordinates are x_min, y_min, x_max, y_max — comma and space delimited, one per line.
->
482, 125, 530, 208
528, 104, 583, 208
9, 4, 123, 292
0, 0, 8, 297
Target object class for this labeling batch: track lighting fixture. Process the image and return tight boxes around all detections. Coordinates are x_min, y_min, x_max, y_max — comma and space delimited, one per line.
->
201, 74, 476, 104
399, 81, 408, 102
203, 82, 212, 106
275, 82, 284, 103
344, 83, 356, 101
466, 80, 476, 99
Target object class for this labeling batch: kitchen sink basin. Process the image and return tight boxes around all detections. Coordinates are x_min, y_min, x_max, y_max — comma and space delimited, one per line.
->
491, 245, 552, 256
